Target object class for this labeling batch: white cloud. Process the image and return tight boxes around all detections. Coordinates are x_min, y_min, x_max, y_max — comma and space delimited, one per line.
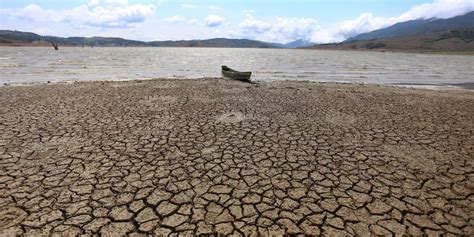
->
180, 3, 221, 13
1, 0, 473, 43
1, 2, 155, 29
89, 0, 100, 7
113, 0, 128, 4
238, 15, 318, 42
272, 18, 319, 41
398, 0, 474, 20
310, 0, 474, 43
205, 14, 224, 27
89, 0, 128, 7
235, 0, 474, 43
163, 15, 186, 23
188, 18, 198, 25
315, 13, 395, 42
239, 15, 271, 33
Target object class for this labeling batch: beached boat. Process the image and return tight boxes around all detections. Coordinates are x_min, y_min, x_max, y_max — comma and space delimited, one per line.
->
222, 66, 252, 82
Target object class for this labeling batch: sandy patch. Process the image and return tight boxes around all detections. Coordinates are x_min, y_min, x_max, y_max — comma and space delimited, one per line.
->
217, 111, 246, 123
140, 96, 177, 106
325, 111, 357, 127
384, 145, 444, 173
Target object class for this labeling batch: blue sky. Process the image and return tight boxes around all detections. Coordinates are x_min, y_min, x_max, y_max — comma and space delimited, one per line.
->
1, 0, 473, 43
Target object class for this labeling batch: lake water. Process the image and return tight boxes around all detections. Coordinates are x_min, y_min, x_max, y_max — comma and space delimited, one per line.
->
1, 47, 473, 88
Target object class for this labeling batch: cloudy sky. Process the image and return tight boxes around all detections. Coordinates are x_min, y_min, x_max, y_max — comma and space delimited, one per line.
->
1, 0, 473, 43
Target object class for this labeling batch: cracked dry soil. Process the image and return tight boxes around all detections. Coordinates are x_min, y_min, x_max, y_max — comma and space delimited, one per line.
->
0, 79, 473, 236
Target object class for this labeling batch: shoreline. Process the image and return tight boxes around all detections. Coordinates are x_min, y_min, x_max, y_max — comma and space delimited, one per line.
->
305, 47, 474, 56
2, 44, 474, 55
2, 77, 474, 91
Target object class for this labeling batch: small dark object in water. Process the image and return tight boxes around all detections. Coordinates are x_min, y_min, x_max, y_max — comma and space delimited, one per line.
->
50, 42, 59, 50
222, 66, 252, 82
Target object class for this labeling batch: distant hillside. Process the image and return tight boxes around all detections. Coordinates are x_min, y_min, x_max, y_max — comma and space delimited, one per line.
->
346, 11, 474, 42
307, 11, 474, 53
0, 30, 279, 48
270, 39, 315, 48
308, 28, 474, 53
148, 38, 275, 48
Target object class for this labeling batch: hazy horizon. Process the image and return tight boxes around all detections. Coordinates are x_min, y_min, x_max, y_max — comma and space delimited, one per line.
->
1, 0, 474, 44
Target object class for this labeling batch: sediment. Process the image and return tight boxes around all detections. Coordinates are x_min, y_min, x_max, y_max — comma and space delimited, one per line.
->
0, 79, 473, 235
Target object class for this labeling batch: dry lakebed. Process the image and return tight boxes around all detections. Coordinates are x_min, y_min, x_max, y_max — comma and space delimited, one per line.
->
0, 79, 473, 236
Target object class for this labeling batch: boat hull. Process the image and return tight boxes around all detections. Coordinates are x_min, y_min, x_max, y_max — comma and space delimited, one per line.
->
222, 66, 252, 81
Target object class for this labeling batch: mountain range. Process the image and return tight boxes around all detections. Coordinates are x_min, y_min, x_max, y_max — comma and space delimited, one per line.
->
309, 11, 474, 52
0, 30, 313, 49
1, 11, 473, 51
346, 11, 474, 42
271, 39, 315, 48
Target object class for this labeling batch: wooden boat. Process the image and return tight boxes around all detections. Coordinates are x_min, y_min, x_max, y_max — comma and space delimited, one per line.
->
222, 66, 252, 82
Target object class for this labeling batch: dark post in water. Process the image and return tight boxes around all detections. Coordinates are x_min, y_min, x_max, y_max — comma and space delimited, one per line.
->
50, 42, 59, 50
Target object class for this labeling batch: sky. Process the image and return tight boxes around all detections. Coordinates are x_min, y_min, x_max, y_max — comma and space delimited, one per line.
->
1, 0, 474, 43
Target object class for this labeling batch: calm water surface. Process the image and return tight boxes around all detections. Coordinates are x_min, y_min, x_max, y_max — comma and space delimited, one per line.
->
1, 47, 473, 87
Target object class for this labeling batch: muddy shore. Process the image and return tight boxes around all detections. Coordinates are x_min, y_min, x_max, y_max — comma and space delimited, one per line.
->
0, 79, 473, 235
